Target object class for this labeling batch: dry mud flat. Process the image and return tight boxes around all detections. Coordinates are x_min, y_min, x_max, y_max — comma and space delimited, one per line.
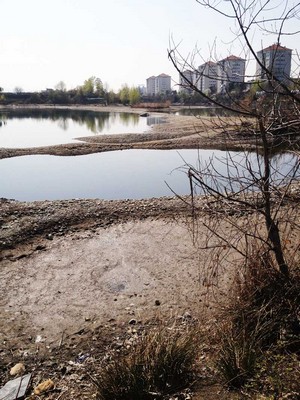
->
0, 194, 232, 399
0, 196, 229, 345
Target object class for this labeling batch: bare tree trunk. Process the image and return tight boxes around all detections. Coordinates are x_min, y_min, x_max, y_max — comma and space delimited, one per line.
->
259, 118, 289, 278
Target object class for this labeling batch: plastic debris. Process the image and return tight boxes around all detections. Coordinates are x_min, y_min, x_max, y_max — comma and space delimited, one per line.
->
0, 373, 31, 400
75, 353, 90, 364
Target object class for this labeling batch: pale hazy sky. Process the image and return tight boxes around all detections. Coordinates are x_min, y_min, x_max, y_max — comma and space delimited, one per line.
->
1, 0, 299, 92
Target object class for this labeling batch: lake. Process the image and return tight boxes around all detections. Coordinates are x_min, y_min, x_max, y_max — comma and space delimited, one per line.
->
0, 108, 298, 201
0, 149, 297, 201
0, 108, 166, 148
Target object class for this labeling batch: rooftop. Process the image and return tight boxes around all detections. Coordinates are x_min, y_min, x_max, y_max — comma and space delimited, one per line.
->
258, 43, 292, 52
219, 55, 246, 62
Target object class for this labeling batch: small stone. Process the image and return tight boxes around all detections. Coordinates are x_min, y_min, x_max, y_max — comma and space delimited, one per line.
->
10, 363, 25, 376
46, 233, 53, 240
155, 300, 161, 306
35, 335, 43, 343
128, 318, 137, 325
182, 311, 192, 320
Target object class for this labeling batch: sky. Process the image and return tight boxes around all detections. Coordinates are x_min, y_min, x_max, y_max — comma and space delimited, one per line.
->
1, 0, 299, 93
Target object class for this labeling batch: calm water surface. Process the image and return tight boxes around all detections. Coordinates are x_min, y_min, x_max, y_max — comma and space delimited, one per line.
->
0, 149, 297, 201
0, 109, 297, 201
0, 108, 165, 148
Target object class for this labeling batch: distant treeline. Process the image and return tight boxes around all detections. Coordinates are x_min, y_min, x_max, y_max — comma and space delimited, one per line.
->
0, 90, 108, 106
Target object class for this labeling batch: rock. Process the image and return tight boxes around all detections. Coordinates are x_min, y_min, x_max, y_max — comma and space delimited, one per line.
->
182, 311, 192, 320
155, 299, 161, 306
34, 379, 54, 395
128, 318, 137, 325
10, 363, 25, 376
35, 335, 44, 343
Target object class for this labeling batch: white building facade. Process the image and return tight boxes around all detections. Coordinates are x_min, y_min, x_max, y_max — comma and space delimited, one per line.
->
216, 55, 246, 92
179, 70, 195, 94
146, 74, 171, 96
256, 44, 292, 82
146, 76, 156, 96
197, 61, 218, 93
155, 73, 171, 95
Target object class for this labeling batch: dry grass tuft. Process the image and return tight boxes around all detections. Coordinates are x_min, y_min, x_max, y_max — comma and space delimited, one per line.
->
93, 325, 200, 400
216, 248, 300, 390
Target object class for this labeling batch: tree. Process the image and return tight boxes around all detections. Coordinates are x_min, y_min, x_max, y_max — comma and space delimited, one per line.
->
168, 0, 300, 279
55, 81, 67, 92
118, 85, 130, 105
81, 76, 104, 96
14, 87, 23, 94
128, 87, 141, 105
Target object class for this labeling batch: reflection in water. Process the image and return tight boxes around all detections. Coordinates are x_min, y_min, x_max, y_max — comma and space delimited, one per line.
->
0, 108, 147, 134
119, 112, 139, 126
0, 109, 118, 134
174, 107, 234, 117
147, 116, 167, 126
0, 112, 8, 127
0, 109, 154, 148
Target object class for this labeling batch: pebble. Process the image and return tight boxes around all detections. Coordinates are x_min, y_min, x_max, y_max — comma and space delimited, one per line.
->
34, 379, 55, 395
10, 362, 25, 376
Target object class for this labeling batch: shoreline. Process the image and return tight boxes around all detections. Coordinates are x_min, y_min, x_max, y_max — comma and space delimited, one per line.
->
0, 104, 269, 160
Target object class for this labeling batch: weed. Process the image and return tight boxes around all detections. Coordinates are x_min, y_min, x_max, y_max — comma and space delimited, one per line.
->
94, 326, 199, 400
216, 248, 300, 389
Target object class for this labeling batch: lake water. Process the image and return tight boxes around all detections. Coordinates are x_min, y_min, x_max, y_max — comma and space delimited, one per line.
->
174, 107, 234, 117
0, 149, 297, 201
0, 109, 298, 201
0, 108, 165, 148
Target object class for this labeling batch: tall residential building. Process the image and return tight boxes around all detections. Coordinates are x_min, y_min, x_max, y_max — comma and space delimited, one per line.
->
256, 43, 292, 82
217, 55, 246, 92
146, 73, 171, 96
146, 76, 156, 96
197, 61, 218, 93
155, 73, 171, 95
179, 70, 195, 94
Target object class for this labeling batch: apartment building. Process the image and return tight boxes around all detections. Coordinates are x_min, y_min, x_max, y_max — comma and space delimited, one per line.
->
216, 55, 246, 92
178, 56, 245, 95
256, 43, 292, 82
146, 76, 156, 96
179, 70, 195, 94
197, 61, 218, 92
146, 73, 171, 96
